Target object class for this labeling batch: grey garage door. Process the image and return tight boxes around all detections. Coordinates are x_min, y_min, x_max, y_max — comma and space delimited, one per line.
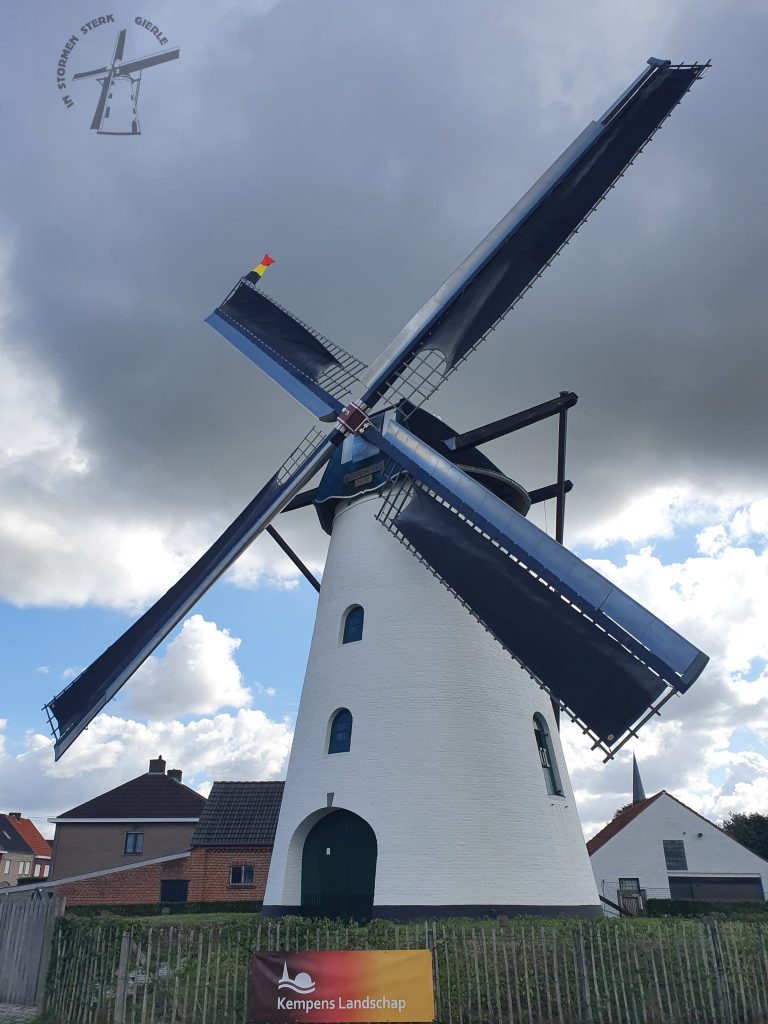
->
668, 876, 764, 901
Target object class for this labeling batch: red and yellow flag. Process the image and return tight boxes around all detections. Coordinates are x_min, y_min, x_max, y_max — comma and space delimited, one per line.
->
246, 253, 275, 286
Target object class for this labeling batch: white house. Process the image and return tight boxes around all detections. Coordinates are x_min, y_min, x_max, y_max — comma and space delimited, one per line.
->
588, 790, 768, 906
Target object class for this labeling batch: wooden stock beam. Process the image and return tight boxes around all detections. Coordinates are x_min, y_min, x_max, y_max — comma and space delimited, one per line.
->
266, 525, 321, 592
444, 393, 578, 452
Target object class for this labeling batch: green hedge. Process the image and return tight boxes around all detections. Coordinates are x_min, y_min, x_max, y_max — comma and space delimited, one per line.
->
65, 899, 263, 918
647, 897, 768, 918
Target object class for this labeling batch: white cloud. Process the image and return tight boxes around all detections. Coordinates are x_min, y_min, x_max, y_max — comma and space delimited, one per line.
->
0, 333, 316, 610
572, 483, 764, 551
126, 614, 252, 719
0, 709, 293, 836
566, 493, 768, 838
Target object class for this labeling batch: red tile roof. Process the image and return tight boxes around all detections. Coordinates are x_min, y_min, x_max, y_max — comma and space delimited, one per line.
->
4, 815, 51, 858
586, 792, 664, 856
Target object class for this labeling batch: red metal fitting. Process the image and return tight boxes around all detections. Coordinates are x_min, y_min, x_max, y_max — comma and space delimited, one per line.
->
336, 403, 371, 435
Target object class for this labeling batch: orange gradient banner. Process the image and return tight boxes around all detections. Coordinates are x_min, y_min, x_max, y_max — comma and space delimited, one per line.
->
248, 950, 434, 1023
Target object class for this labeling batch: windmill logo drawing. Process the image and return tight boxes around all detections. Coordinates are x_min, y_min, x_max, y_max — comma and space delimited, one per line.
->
277, 962, 316, 994
56, 17, 179, 135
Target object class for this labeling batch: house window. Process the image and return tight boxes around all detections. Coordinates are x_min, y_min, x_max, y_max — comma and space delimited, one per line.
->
663, 839, 688, 871
43, 865, 50, 878
124, 832, 144, 855
619, 878, 641, 895
230, 864, 254, 886
533, 714, 562, 796
16, 862, 24, 875
328, 708, 353, 754
3, 860, 9, 874
160, 879, 189, 902
342, 605, 364, 644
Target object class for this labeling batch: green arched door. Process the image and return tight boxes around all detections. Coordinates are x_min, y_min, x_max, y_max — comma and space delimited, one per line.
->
301, 810, 377, 921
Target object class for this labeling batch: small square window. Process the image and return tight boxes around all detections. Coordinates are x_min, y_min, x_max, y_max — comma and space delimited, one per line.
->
124, 832, 144, 855
230, 864, 254, 886
619, 877, 641, 894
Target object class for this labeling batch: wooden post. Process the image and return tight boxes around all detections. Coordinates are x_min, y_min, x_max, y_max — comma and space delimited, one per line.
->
113, 931, 131, 1024
491, 928, 503, 1024
575, 924, 593, 1024
35, 893, 65, 1013
706, 918, 731, 1024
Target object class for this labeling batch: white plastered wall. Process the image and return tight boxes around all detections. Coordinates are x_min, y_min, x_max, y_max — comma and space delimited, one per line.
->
590, 793, 768, 899
265, 490, 599, 911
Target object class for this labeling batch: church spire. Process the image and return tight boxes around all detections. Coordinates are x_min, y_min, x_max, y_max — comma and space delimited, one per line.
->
632, 753, 646, 803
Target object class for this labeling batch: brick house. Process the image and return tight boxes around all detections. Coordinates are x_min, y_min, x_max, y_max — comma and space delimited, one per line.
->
0, 813, 38, 885
7, 813, 53, 879
50, 850, 194, 904
49, 756, 205, 886
48, 778, 283, 906
186, 781, 284, 901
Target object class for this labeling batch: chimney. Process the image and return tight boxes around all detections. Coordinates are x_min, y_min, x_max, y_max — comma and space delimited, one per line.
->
8, 812, 21, 820
167, 769, 183, 783
148, 755, 166, 775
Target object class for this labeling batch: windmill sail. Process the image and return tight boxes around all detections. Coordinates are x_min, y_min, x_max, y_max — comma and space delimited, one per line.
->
360, 61, 707, 412
208, 284, 366, 419
44, 427, 338, 759
371, 417, 707, 754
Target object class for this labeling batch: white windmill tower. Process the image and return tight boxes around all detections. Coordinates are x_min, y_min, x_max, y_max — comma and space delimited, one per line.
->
45, 59, 710, 918
263, 402, 602, 918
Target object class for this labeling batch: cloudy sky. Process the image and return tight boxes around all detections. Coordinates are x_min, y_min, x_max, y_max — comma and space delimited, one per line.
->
1, 0, 766, 844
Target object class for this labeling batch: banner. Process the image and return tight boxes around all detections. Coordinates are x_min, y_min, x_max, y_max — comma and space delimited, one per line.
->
248, 950, 434, 1023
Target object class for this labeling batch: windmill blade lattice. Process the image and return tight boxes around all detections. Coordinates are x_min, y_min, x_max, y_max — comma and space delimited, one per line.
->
207, 281, 367, 419
44, 425, 337, 759
358, 61, 708, 415
112, 28, 127, 64
117, 47, 180, 77
88, 69, 116, 130
367, 416, 706, 757
71, 65, 110, 81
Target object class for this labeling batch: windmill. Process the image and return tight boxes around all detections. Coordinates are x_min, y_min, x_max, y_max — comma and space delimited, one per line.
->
73, 28, 179, 135
45, 58, 710, 918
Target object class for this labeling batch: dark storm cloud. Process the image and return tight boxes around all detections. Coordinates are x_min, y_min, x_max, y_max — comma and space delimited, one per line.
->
1, 0, 767, 583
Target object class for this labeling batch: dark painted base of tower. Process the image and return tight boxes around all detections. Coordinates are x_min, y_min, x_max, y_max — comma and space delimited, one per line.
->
262, 903, 603, 921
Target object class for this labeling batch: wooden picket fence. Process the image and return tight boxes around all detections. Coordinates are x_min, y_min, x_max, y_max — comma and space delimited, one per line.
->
44, 914, 768, 1024
0, 889, 64, 1007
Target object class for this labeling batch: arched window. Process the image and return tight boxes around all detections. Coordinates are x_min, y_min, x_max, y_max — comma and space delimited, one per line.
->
533, 714, 562, 796
342, 605, 364, 644
328, 709, 353, 754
